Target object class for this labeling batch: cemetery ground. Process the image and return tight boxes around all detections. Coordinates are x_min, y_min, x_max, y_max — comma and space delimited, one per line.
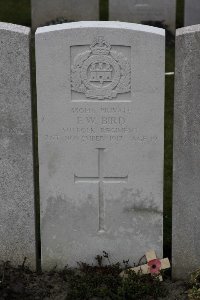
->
0, 0, 195, 299
0, 253, 189, 300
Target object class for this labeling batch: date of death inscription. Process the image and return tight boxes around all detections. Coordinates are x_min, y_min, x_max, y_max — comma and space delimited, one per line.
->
44, 106, 158, 145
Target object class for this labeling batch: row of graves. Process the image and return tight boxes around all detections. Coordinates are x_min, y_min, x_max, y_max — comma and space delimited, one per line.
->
1, 0, 200, 281
31, 0, 200, 31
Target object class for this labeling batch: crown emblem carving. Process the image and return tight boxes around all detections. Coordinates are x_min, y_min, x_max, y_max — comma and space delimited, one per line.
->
71, 37, 131, 100
90, 36, 111, 55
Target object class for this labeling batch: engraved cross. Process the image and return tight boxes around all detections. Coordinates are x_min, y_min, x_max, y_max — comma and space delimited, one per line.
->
74, 148, 128, 232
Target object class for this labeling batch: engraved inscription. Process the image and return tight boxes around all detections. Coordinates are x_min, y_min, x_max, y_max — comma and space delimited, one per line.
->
135, 0, 149, 7
74, 148, 128, 232
44, 104, 158, 145
71, 37, 131, 100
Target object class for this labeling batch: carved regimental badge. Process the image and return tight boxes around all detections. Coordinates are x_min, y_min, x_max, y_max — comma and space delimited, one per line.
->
71, 37, 131, 100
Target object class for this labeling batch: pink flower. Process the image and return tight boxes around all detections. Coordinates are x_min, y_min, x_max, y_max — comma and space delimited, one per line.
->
148, 259, 161, 275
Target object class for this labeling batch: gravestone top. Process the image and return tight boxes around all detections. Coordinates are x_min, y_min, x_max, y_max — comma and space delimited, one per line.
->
31, 0, 99, 29
176, 24, 200, 36
36, 21, 165, 35
0, 22, 30, 34
109, 0, 176, 32
36, 21, 165, 269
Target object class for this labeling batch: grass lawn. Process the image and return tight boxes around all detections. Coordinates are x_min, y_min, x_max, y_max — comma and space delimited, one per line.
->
0, 0, 31, 26
0, 0, 184, 262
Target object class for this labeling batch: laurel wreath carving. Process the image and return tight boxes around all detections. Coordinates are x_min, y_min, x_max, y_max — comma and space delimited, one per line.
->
110, 50, 131, 94
71, 50, 91, 94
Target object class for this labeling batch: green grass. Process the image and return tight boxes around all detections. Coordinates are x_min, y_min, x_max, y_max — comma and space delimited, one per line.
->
163, 0, 184, 258
100, 0, 108, 20
164, 44, 175, 259
0, 0, 185, 264
164, 74, 174, 258
177, 0, 184, 29
0, 0, 31, 26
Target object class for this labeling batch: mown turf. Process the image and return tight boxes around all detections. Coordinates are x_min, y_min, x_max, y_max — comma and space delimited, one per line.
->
0, 0, 31, 26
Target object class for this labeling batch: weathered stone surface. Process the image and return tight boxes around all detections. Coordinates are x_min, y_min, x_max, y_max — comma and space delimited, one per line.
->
172, 25, 200, 280
184, 0, 200, 26
36, 21, 165, 269
109, 0, 176, 33
31, 0, 99, 29
0, 23, 35, 269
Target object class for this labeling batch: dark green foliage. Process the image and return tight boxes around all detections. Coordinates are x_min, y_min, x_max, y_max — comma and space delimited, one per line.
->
164, 74, 174, 261
0, 0, 31, 26
45, 18, 75, 26
141, 21, 175, 47
117, 270, 167, 300
188, 269, 200, 299
62, 253, 167, 300
100, 0, 108, 21
176, 0, 184, 29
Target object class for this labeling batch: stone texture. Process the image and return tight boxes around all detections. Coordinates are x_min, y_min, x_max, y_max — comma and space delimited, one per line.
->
36, 21, 165, 270
184, 0, 200, 26
109, 0, 176, 33
172, 25, 200, 280
31, 0, 99, 29
0, 23, 35, 269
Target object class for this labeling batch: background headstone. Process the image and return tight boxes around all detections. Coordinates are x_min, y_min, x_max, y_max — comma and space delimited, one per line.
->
0, 23, 35, 269
184, 0, 200, 26
109, 0, 176, 33
36, 21, 165, 269
31, 0, 99, 29
172, 25, 200, 279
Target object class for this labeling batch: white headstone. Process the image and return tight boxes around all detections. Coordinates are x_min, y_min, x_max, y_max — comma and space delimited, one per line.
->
0, 23, 35, 269
109, 0, 176, 33
172, 25, 200, 280
36, 21, 165, 269
184, 0, 200, 26
31, 0, 99, 29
